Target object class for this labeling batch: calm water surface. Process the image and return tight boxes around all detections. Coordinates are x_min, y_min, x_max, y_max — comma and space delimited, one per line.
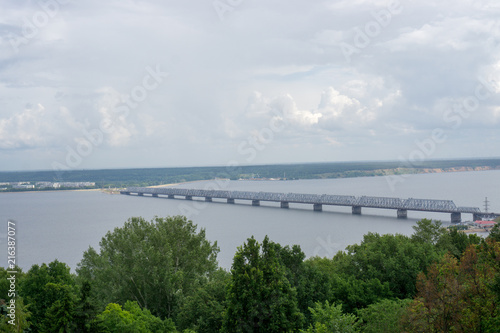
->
1, 170, 499, 271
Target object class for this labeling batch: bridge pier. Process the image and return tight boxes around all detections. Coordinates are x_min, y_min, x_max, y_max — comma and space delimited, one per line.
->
121, 188, 483, 223
397, 209, 407, 219
451, 212, 461, 223
352, 206, 361, 215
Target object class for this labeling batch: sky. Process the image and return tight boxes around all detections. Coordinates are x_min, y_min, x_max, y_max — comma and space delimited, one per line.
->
0, 0, 499, 172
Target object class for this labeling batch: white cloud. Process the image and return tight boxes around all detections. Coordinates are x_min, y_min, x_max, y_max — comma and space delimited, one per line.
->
318, 87, 362, 122
95, 88, 137, 147
0, 0, 499, 169
387, 17, 498, 52
270, 94, 322, 127
0, 104, 82, 149
238, 84, 401, 141
138, 113, 168, 138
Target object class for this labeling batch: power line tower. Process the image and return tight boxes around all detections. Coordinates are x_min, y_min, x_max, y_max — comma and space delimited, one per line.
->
484, 197, 489, 213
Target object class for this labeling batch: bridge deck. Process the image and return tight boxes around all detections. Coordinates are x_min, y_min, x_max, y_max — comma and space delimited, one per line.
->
122, 187, 482, 214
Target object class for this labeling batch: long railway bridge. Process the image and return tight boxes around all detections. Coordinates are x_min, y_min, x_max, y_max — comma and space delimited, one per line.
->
121, 187, 495, 223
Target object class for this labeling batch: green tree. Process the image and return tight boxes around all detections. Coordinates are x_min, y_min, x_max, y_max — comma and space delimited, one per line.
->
297, 259, 336, 325
305, 256, 392, 315
411, 218, 482, 259
74, 281, 101, 332
223, 236, 303, 332
0, 267, 24, 300
266, 241, 327, 327
19, 260, 75, 332
488, 222, 500, 242
403, 242, 500, 332
436, 228, 482, 259
0, 297, 31, 333
330, 276, 392, 314
332, 232, 439, 299
301, 301, 360, 333
411, 219, 445, 245
0, 266, 30, 332
356, 298, 411, 333
403, 253, 464, 332
97, 301, 176, 333
41, 283, 76, 332
475, 238, 500, 330
77, 216, 219, 319
98, 303, 144, 333
176, 268, 230, 332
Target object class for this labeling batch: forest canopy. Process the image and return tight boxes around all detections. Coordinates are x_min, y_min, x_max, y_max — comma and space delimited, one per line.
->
1, 217, 499, 332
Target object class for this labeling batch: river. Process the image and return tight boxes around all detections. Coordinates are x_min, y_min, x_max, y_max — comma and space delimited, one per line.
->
1, 170, 498, 271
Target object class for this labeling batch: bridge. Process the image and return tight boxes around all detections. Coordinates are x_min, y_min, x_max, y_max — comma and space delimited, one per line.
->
121, 187, 494, 223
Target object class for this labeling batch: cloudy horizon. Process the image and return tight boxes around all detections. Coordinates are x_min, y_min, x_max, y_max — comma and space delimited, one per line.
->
1, 0, 499, 172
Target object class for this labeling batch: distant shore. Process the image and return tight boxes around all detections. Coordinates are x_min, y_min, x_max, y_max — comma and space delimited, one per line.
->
146, 179, 210, 188
1, 162, 499, 193
0, 188, 102, 194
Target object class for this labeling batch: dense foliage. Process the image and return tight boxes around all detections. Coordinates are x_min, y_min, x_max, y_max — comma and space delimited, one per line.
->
77, 216, 220, 319
223, 236, 303, 332
1, 216, 499, 332
402, 240, 500, 331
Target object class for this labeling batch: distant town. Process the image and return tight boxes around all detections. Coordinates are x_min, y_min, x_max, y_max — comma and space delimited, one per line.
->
0, 181, 96, 191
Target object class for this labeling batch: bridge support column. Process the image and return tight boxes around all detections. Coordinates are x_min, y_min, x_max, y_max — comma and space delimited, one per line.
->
451, 212, 461, 223
227, 198, 235, 204
185, 196, 193, 200
168, 195, 175, 199
397, 209, 407, 219
152, 194, 158, 197
252, 200, 260, 206
281, 202, 289, 209
352, 206, 361, 215
138, 193, 144, 196
120, 191, 130, 195
473, 213, 483, 221
205, 197, 212, 202
313, 203, 322, 212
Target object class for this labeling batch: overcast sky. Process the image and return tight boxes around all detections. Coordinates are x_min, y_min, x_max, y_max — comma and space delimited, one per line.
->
0, 0, 499, 171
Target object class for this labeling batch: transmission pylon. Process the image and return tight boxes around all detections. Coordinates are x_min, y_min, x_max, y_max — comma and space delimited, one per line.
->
484, 197, 489, 213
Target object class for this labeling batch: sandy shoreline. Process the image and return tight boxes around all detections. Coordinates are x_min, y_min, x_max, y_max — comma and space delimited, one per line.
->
147, 183, 183, 188
0, 188, 102, 194
146, 179, 211, 188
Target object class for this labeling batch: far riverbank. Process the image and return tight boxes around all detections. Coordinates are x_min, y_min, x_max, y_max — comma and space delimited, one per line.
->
1, 159, 499, 193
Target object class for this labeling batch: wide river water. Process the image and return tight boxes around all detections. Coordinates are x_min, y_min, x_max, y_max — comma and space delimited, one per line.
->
1, 170, 499, 272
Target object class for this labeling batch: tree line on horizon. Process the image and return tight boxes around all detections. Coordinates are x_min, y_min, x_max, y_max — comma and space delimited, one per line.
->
1, 158, 499, 188
2, 215, 500, 332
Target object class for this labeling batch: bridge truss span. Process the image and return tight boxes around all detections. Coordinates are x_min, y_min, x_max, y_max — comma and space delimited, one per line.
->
121, 187, 486, 223
402, 198, 457, 212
